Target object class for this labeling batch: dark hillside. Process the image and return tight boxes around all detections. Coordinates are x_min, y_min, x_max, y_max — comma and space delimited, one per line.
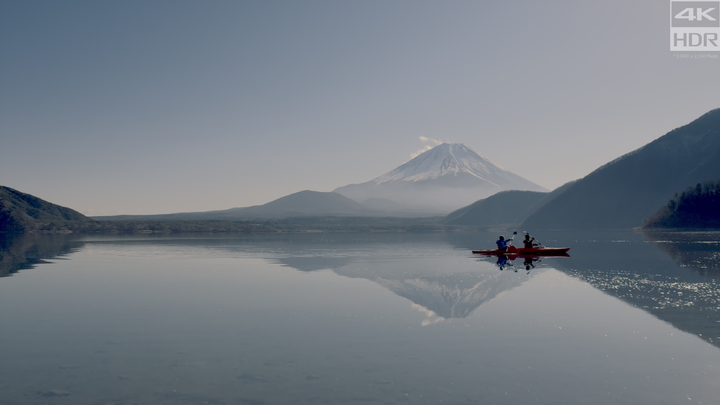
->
522, 108, 720, 229
443, 191, 547, 226
443, 180, 577, 227
0, 186, 90, 233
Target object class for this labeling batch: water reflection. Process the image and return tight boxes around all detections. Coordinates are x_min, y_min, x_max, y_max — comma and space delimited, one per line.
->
0, 233, 539, 322
275, 254, 535, 319
644, 230, 720, 276
0, 234, 83, 278
2, 231, 718, 348
531, 230, 720, 348
486, 254, 559, 272
1, 232, 720, 404
275, 256, 355, 273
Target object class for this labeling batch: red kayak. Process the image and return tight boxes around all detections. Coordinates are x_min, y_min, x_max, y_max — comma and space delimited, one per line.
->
472, 246, 570, 255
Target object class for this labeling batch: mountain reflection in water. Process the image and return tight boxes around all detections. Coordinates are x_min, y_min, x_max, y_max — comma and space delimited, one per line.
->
3, 232, 720, 405
1, 230, 718, 349
275, 255, 533, 319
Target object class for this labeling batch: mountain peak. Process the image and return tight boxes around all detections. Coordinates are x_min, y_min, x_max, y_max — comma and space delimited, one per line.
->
333, 142, 546, 212
372, 142, 507, 185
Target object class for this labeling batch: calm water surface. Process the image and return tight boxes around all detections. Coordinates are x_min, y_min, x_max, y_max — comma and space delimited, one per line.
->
0, 231, 719, 405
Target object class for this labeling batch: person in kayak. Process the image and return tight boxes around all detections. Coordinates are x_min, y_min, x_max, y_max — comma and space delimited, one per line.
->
523, 234, 538, 249
496, 235, 512, 252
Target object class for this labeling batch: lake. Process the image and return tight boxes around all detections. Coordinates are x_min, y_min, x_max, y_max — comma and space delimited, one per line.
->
1, 230, 719, 405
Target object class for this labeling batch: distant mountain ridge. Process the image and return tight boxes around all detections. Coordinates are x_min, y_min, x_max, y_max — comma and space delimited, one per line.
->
235, 190, 367, 217
522, 108, 720, 229
334, 143, 547, 212
95, 190, 370, 221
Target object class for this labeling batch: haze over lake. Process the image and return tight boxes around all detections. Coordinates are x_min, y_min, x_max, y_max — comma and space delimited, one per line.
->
1, 231, 718, 405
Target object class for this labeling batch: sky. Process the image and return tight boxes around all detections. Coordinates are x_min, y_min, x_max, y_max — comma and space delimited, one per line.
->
1, 0, 718, 215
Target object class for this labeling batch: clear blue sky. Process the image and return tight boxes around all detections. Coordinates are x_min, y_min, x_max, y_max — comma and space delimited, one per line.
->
1, 0, 718, 215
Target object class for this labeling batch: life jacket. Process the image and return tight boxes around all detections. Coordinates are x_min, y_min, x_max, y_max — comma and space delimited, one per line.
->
496, 239, 507, 249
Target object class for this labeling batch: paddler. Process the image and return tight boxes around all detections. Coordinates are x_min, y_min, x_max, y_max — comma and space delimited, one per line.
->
496, 235, 512, 252
523, 234, 538, 249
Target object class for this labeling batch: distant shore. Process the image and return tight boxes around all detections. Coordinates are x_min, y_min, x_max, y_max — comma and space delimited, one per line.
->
1, 216, 491, 235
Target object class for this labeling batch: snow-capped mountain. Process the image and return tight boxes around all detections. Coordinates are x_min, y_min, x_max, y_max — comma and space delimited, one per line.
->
334, 143, 546, 212
374, 143, 511, 184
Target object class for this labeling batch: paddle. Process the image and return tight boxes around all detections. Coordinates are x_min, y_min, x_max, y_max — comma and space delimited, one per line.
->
502, 231, 518, 252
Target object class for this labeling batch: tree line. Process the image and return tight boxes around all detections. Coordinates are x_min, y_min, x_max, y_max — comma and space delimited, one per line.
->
644, 180, 720, 228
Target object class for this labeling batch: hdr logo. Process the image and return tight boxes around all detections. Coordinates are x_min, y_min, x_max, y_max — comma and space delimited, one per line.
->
670, 0, 720, 51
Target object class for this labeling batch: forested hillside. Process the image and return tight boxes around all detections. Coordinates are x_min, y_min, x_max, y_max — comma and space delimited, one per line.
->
644, 180, 720, 228
0, 186, 90, 233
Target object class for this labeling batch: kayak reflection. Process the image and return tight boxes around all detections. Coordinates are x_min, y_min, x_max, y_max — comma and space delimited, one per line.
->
489, 252, 567, 272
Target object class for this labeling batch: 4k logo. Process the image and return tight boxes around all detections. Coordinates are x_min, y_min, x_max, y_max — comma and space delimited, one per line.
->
675, 7, 716, 21
672, 1, 720, 26
671, 0, 720, 50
